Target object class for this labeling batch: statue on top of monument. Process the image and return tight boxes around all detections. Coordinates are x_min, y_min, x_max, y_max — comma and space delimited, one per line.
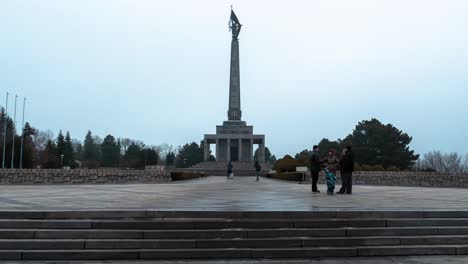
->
229, 8, 242, 40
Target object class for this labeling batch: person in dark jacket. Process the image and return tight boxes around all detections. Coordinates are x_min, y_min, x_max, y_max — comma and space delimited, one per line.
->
338, 146, 355, 194
309, 145, 323, 193
227, 161, 233, 180
254, 161, 261, 181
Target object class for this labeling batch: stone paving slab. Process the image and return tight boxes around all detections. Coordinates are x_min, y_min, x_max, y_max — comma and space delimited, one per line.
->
0, 176, 467, 211
2, 256, 468, 263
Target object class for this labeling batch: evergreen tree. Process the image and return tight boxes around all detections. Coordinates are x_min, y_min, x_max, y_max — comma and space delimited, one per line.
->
56, 130, 65, 158
122, 143, 145, 169
101, 135, 120, 167
254, 147, 272, 163
43, 140, 60, 168
165, 152, 175, 166
175, 142, 203, 168
143, 148, 159, 166
63, 131, 76, 167
341, 118, 419, 169
83, 131, 99, 168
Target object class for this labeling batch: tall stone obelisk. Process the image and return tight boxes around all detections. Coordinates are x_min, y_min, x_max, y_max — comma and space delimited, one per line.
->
227, 9, 242, 121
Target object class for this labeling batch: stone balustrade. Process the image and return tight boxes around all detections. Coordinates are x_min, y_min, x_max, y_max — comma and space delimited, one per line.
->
0, 169, 170, 185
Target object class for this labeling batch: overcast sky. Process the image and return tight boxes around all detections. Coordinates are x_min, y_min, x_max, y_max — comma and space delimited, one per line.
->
1, 0, 467, 157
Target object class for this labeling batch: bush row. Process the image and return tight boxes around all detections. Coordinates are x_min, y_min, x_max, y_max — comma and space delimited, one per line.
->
267, 172, 304, 182
170, 172, 208, 181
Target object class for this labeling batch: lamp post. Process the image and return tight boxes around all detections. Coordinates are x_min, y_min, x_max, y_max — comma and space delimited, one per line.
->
11, 95, 18, 168
19, 97, 26, 169
61, 154, 64, 167
2, 92, 9, 169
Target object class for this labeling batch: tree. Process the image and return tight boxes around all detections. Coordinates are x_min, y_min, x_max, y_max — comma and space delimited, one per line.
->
294, 149, 310, 166
121, 143, 145, 169
144, 148, 159, 166
165, 152, 176, 166
19, 122, 36, 168
415, 151, 466, 173
56, 130, 65, 159
83, 131, 100, 168
63, 131, 76, 168
42, 140, 60, 168
317, 138, 341, 157
253, 147, 272, 163
341, 119, 419, 169
175, 142, 204, 168
100, 135, 120, 167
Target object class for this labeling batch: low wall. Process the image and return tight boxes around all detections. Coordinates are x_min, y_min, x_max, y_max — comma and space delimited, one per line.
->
313, 171, 468, 188
0, 169, 170, 185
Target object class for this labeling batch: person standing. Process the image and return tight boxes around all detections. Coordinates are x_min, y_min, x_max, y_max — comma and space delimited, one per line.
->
338, 146, 355, 194
254, 161, 261, 181
309, 145, 322, 193
323, 149, 339, 194
323, 149, 339, 176
227, 161, 233, 180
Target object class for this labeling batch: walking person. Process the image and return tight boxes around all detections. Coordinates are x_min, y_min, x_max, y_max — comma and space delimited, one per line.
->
338, 146, 355, 194
254, 161, 261, 181
227, 161, 233, 180
309, 145, 323, 193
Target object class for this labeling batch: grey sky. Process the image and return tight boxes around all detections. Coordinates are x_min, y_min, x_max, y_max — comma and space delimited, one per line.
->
1, 0, 467, 157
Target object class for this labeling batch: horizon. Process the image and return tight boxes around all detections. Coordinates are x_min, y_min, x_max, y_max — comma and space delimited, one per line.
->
1, 1, 467, 158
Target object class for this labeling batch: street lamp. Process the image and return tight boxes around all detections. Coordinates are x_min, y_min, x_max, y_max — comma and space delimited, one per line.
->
61, 154, 64, 167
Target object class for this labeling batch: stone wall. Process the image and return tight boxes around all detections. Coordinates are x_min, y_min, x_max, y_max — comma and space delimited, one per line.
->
315, 171, 468, 188
0, 169, 170, 185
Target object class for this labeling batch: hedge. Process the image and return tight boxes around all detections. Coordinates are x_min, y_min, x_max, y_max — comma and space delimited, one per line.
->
269, 172, 304, 182
170, 172, 208, 181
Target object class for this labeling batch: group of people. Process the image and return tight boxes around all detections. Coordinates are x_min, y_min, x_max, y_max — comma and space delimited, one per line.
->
225, 145, 354, 195
309, 145, 355, 194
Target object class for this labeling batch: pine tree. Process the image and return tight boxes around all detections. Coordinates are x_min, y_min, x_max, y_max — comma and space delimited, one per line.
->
83, 131, 99, 168
63, 131, 76, 167
101, 134, 120, 167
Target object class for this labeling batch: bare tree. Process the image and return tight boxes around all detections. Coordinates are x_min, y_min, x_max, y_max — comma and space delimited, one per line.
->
32, 129, 54, 151
416, 151, 467, 173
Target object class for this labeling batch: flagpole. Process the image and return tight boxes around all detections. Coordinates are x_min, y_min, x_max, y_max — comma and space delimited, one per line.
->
19, 97, 26, 169
2, 92, 9, 169
10, 95, 18, 168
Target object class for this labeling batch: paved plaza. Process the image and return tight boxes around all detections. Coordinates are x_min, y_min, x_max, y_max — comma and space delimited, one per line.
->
2, 256, 468, 263
0, 176, 467, 211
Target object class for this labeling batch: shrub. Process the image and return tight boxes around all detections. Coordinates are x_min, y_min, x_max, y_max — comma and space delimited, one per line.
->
170, 172, 207, 181
354, 163, 362, 171
386, 166, 400, 171
270, 172, 304, 182
361, 164, 373, 171
274, 155, 300, 173
371, 165, 385, 171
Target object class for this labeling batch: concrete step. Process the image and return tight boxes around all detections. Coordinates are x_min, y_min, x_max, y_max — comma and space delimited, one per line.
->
2, 235, 468, 250
0, 245, 466, 260
3, 226, 468, 240
1, 218, 468, 230
3, 210, 468, 219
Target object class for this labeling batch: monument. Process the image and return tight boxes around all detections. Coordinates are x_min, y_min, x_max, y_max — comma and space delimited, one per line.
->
203, 9, 266, 163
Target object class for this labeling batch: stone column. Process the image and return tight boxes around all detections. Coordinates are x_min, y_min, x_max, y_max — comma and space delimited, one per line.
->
227, 138, 231, 161
259, 142, 265, 163
203, 140, 209, 161
215, 138, 219, 161
250, 138, 254, 161
227, 39, 242, 120
238, 138, 242, 162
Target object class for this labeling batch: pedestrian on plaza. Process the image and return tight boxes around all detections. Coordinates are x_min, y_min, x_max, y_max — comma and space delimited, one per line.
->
254, 161, 262, 181
309, 145, 324, 193
227, 161, 233, 180
338, 146, 355, 194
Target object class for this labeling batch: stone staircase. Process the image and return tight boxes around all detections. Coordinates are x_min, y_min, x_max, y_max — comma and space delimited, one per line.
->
0, 210, 468, 260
